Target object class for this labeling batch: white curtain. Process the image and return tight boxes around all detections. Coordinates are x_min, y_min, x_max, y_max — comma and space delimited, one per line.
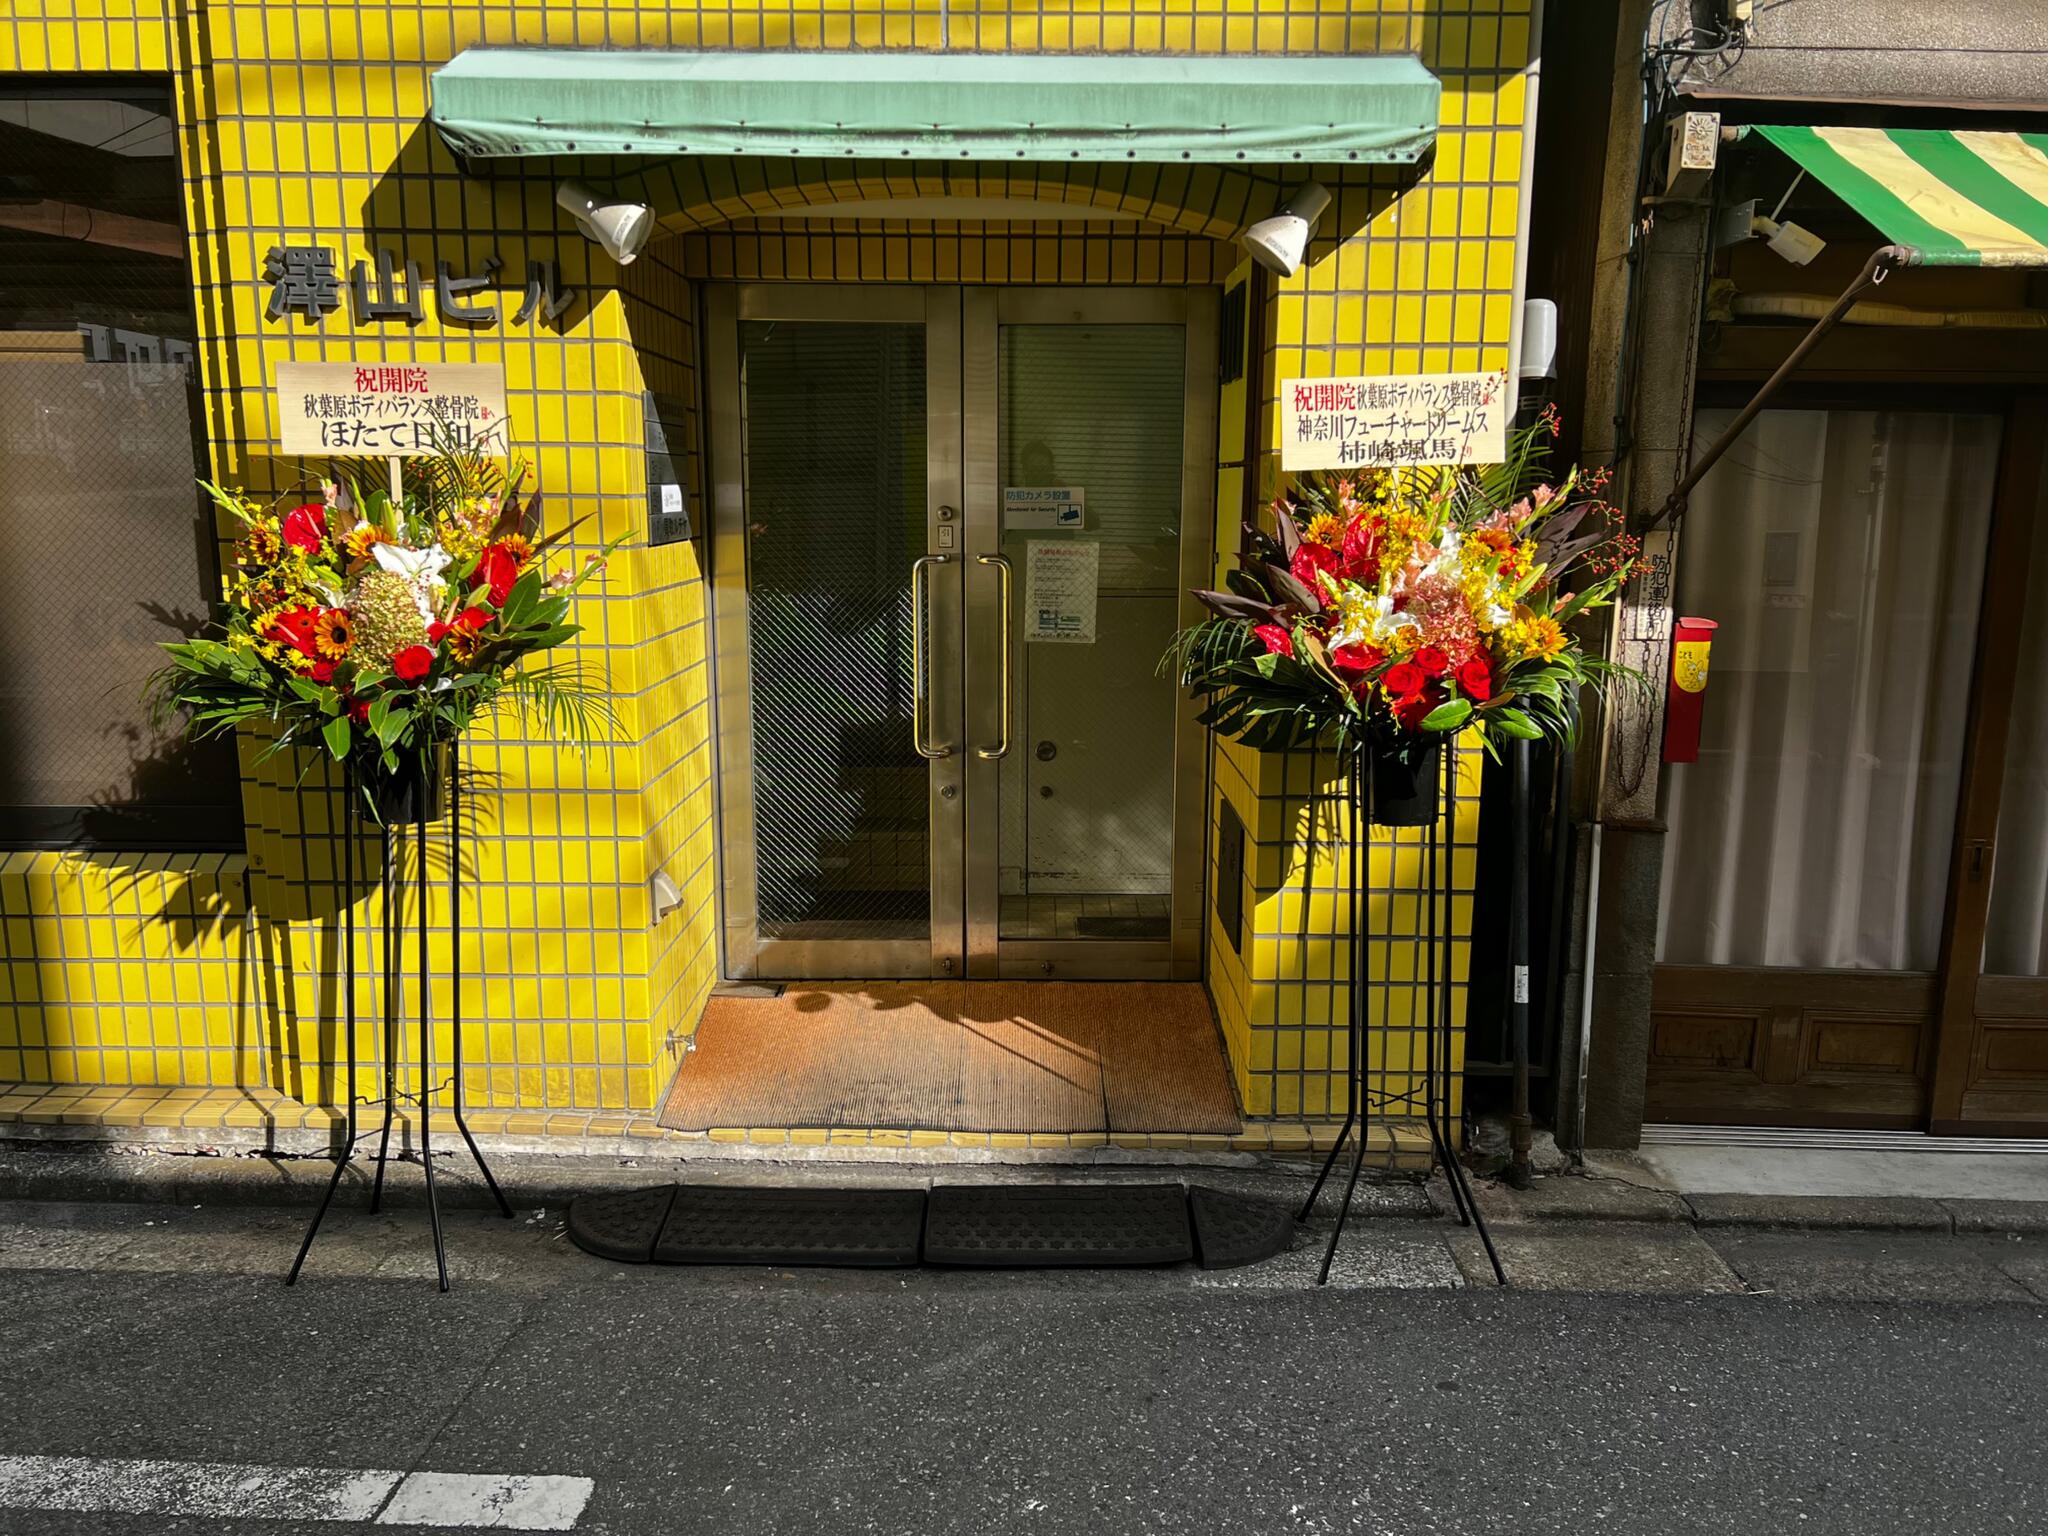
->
1984, 468, 2048, 977
1658, 408, 1999, 971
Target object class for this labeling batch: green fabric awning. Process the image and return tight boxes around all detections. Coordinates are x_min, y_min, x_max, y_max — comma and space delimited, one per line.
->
429, 49, 1440, 165
1756, 125, 2048, 268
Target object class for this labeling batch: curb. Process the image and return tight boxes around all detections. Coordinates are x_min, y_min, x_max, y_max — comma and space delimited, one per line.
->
0, 1143, 1441, 1221
1433, 1173, 2048, 1240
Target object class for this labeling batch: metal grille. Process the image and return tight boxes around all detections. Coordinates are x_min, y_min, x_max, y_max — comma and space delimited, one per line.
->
740, 320, 929, 936
0, 88, 240, 848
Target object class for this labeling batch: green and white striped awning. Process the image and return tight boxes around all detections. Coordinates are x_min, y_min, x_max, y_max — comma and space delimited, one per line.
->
1756, 126, 2048, 268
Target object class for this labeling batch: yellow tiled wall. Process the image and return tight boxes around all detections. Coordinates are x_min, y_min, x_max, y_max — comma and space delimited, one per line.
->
1, 0, 1533, 1122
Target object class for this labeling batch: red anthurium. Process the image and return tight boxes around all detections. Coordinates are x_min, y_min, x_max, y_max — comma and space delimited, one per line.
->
1289, 541, 1339, 599
1413, 645, 1449, 677
1457, 654, 1493, 702
1394, 686, 1440, 731
1252, 623, 1294, 659
471, 543, 522, 607
282, 503, 327, 554
1340, 519, 1379, 582
392, 645, 434, 683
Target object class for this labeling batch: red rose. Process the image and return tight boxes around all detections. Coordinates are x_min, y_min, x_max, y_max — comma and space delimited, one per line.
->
392, 645, 434, 683
1457, 654, 1493, 702
1252, 623, 1294, 659
1289, 541, 1339, 602
1413, 646, 1449, 677
1383, 661, 1425, 696
347, 698, 370, 725
1328, 643, 1385, 676
309, 660, 334, 684
452, 605, 491, 633
471, 543, 522, 607
282, 503, 327, 553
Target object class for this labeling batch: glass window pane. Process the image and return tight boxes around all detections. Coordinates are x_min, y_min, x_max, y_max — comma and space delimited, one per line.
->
1657, 408, 1998, 971
740, 321, 928, 940
0, 85, 241, 848
995, 324, 1183, 943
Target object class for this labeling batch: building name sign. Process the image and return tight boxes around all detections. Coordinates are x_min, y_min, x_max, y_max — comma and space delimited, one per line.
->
275, 362, 510, 457
1280, 370, 1509, 471
264, 245, 575, 330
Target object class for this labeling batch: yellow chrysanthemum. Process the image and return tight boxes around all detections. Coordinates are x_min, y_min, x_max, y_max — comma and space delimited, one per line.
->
239, 521, 283, 567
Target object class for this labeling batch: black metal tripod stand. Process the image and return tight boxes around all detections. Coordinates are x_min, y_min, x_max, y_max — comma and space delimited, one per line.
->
1299, 742, 1506, 1286
286, 743, 512, 1291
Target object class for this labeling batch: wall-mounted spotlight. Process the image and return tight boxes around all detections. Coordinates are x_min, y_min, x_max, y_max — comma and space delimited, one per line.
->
1241, 182, 1331, 277
555, 180, 654, 266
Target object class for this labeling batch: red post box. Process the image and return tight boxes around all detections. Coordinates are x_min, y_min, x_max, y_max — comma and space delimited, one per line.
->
1661, 616, 1716, 764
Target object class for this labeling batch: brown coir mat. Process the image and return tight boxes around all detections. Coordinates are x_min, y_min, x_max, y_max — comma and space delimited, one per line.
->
658, 982, 1242, 1135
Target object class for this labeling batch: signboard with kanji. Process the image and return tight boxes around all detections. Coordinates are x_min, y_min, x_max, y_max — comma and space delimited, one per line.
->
274, 362, 510, 456
1279, 370, 1509, 471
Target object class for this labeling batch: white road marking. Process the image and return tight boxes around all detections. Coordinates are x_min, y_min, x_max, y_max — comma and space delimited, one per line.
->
0, 1455, 594, 1530
0, 1456, 397, 1522
378, 1471, 595, 1530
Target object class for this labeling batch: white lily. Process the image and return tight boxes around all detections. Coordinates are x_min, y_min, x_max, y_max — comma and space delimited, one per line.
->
373, 540, 452, 588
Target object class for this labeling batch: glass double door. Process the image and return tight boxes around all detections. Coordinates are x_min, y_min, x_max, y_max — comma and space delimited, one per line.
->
707, 286, 1216, 981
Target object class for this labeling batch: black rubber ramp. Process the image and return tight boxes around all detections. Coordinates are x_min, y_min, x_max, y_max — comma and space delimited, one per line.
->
565, 1185, 676, 1263
653, 1184, 925, 1267
924, 1183, 1194, 1267
1187, 1186, 1295, 1269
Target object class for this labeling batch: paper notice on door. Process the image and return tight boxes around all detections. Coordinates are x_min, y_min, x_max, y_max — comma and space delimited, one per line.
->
1023, 539, 1098, 644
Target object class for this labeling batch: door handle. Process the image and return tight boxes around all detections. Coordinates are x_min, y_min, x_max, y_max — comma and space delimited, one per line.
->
976, 553, 1013, 761
912, 553, 952, 760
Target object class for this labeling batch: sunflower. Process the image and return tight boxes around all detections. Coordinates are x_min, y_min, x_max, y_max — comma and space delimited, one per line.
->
495, 532, 534, 565
1302, 511, 1343, 548
313, 608, 355, 660
344, 521, 390, 562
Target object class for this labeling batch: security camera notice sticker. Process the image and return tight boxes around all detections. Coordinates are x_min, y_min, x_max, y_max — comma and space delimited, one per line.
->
1280, 369, 1508, 472
275, 361, 510, 456
1023, 539, 1098, 645
1003, 486, 1086, 530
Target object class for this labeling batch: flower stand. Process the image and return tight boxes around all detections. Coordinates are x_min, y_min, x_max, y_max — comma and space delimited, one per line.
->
285, 741, 512, 1292
1297, 741, 1507, 1286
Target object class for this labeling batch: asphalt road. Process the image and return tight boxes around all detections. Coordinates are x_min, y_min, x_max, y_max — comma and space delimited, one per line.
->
2, 1196, 2045, 1534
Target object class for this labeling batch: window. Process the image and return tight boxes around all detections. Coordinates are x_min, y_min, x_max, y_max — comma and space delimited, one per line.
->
1656, 407, 1998, 971
0, 82, 241, 848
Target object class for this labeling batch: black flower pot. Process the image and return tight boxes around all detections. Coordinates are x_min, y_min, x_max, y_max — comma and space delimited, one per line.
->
360, 742, 450, 826
1368, 737, 1442, 828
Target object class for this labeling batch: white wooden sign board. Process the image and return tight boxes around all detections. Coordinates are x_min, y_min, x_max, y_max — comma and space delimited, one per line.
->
1280, 369, 1509, 471
276, 361, 510, 457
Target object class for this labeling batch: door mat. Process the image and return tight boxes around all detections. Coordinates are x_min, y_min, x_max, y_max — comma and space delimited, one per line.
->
565, 1183, 1292, 1270
658, 981, 1241, 1135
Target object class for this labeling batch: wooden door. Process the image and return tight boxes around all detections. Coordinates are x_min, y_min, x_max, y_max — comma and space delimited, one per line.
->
1929, 397, 2048, 1133
1647, 397, 2045, 1132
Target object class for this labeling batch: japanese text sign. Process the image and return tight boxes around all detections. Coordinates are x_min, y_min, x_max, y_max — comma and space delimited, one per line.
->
1280, 370, 1508, 471
275, 362, 510, 457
